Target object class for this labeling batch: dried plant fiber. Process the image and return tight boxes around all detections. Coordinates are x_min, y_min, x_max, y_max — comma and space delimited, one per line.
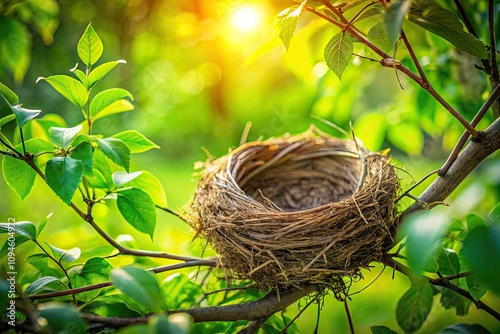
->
186, 127, 399, 292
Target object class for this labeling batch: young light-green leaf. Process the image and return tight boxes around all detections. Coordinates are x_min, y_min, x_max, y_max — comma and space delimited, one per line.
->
396, 282, 434, 333
90, 88, 133, 118
0, 221, 37, 240
88, 60, 126, 87
111, 130, 160, 153
46, 243, 81, 262
11, 104, 42, 129
324, 32, 354, 80
78, 23, 104, 67
2, 155, 37, 200
0, 235, 29, 259
37, 75, 88, 109
93, 99, 134, 120
87, 149, 113, 189
112, 171, 143, 188
117, 188, 156, 238
71, 67, 90, 88
0, 81, 19, 105
409, 0, 488, 58
96, 137, 131, 172
70, 141, 93, 177
370, 325, 398, 334
48, 124, 82, 149
110, 267, 162, 312
384, 0, 411, 47
45, 156, 84, 205
129, 170, 167, 207
274, 4, 304, 51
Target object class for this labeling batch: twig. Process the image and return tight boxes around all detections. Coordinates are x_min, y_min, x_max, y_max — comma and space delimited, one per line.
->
439, 83, 500, 175
381, 255, 500, 321
344, 298, 355, 334
28, 259, 216, 300
400, 30, 429, 85
396, 169, 439, 203
452, 0, 479, 38
156, 205, 187, 223
279, 294, 319, 333
489, 0, 499, 82
238, 316, 271, 334
0, 136, 22, 157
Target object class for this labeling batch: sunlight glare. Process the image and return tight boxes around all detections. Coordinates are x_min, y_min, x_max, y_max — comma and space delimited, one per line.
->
230, 6, 262, 33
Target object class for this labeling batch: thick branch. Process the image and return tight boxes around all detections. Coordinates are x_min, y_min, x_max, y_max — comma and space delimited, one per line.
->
80, 285, 317, 328
405, 117, 500, 215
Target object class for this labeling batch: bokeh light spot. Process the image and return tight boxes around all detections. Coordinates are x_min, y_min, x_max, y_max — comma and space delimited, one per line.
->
230, 6, 262, 33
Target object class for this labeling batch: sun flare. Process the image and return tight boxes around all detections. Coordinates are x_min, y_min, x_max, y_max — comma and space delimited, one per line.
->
230, 6, 262, 33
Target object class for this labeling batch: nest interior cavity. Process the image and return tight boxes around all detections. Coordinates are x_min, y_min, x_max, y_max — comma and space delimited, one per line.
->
187, 128, 399, 292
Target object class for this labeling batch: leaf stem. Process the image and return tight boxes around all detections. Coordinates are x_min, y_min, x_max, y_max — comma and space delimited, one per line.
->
0, 136, 22, 157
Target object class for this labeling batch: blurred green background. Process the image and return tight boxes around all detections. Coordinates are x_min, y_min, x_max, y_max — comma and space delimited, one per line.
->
1, 0, 499, 332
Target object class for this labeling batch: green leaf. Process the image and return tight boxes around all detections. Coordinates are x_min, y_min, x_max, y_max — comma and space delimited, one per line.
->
162, 274, 203, 310
10, 104, 42, 129
37, 213, 53, 237
0, 81, 19, 105
48, 124, 83, 149
2, 155, 37, 200
81, 294, 143, 318
488, 203, 500, 224
45, 156, 84, 205
87, 149, 113, 189
465, 273, 488, 301
0, 114, 16, 130
37, 75, 88, 109
465, 214, 486, 231
462, 224, 500, 295
0, 235, 29, 259
324, 32, 354, 80
274, 4, 305, 50
25, 253, 61, 278
149, 314, 193, 334
0, 221, 37, 240
112, 171, 143, 188
90, 88, 134, 118
397, 209, 450, 274
110, 267, 162, 312
71, 257, 113, 302
24, 276, 61, 295
439, 287, 471, 316
370, 325, 398, 334
88, 60, 127, 87
96, 138, 131, 172
436, 248, 460, 276
78, 23, 104, 67
409, 0, 488, 58
384, 0, 411, 47
71, 67, 90, 88
111, 130, 160, 154
438, 323, 491, 334
117, 188, 156, 238
46, 243, 81, 262
129, 170, 168, 207
93, 99, 134, 120
396, 282, 434, 333
0, 18, 31, 82
367, 21, 392, 53
39, 302, 86, 334
70, 141, 93, 177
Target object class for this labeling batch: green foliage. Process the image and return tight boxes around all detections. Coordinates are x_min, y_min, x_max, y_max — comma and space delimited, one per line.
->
37, 75, 88, 109
38, 302, 86, 334
324, 32, 354, 80
78, 23, 104, 67
116, 188, 156, 238
371, 325, 398, 334
110, 267, 162, 312
45, 156, 84, 205
274, 4, 304, 51
96, 137, 131, 172
384, 0, 412, 47
396, 282, 434, 333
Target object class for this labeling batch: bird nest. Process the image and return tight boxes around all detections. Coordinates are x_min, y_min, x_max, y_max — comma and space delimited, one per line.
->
186, 128, 399, 293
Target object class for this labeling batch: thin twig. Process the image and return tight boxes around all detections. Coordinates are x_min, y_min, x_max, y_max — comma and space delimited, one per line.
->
381, 254, 500, 321
28, 259, 216, 300
439, 83, 500, 175
400, 30, 428, 85
238, 316, 271, 334
344, 298, 355, 334
396, 169, 439, 203
0, 136, 22, 157
489, 0, 499, 82
452, 0, 479, 38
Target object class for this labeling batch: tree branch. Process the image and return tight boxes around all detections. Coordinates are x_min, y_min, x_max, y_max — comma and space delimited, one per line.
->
381, 255, 500, 321
405, 117, 500, 215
